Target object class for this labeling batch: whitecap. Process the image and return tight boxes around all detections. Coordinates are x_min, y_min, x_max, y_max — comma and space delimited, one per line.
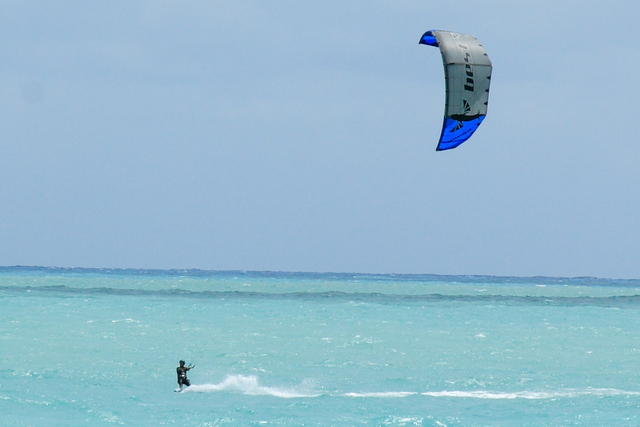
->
344, 392, 416, 398
110, 318, 140, 323
421, 388, 640, 399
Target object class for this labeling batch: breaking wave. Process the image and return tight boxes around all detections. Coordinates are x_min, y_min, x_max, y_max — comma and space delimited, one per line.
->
419, 389, 640, 399
5, 265, 638, 287
3, 285, 640, 308
346, 388, 640, 400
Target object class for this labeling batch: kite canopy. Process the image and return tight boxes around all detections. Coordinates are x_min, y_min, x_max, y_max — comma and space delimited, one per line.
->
419, 30, 492, 151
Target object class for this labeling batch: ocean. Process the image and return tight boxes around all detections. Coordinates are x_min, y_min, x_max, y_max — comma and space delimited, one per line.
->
1, 267, 640, 426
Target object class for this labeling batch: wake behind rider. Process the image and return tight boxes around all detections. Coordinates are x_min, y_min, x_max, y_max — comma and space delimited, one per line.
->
177, 360, 194, 390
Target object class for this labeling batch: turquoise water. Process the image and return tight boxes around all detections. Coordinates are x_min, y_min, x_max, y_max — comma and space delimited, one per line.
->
2, 268, 640, 426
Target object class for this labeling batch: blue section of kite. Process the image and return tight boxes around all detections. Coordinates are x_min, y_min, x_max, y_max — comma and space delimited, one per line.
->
419, 31, 439, 47
437, 116, 485, 151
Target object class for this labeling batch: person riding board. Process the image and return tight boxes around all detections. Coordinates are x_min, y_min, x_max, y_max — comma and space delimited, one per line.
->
176, 360, 195, 390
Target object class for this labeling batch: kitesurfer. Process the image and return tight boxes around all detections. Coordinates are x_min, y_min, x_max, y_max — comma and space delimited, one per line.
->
177, 360, 194, 390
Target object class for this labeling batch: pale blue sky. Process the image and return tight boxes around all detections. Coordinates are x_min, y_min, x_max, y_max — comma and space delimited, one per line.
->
1, 1, 639, 277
